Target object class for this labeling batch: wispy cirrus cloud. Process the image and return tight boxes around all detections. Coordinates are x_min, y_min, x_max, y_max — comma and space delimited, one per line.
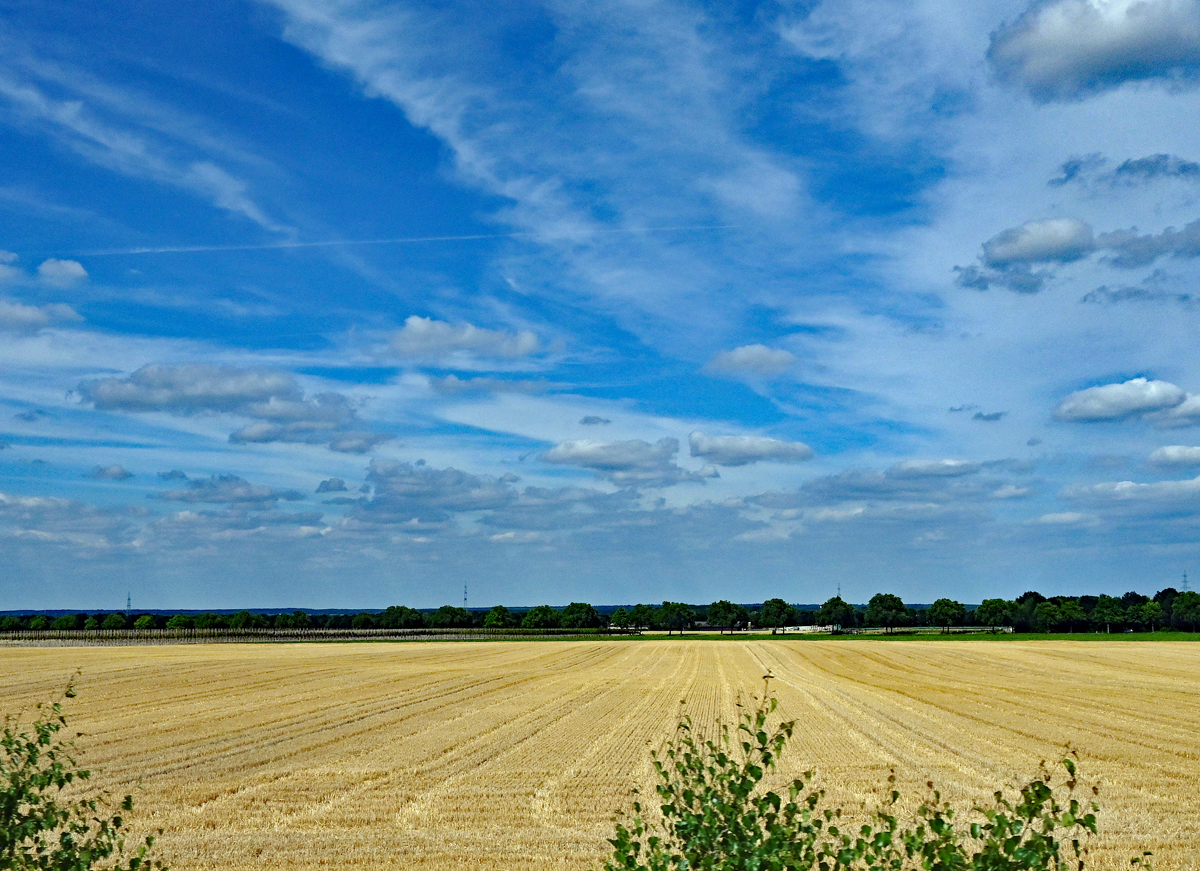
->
0, 38, 286, 232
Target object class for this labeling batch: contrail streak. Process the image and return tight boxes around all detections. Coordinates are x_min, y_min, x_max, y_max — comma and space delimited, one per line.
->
77, 225, 732, 256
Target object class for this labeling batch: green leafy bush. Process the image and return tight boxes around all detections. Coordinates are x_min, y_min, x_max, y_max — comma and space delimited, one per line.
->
1, 684, 165, 871
598, 681, 1150, 871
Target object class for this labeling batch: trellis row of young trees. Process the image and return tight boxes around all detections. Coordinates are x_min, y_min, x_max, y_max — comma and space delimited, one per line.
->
4, 586, 1198, 635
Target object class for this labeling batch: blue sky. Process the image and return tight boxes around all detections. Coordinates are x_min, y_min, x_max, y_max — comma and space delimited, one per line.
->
5, 0, 1200, 609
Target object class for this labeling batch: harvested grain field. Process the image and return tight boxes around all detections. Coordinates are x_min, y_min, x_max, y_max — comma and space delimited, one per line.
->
0, 640, 1196, 870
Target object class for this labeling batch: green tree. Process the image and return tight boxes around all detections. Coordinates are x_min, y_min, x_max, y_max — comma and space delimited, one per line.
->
192, 613, 229, 630
28, 616, 50, 631
1141, 600, 1164, 632
483, 605, 513, 628
521, 605, 561, 629
229, 611, 267, 630
100, 613, 127, 630
560, 602, 604, 629
629, 604, 655, 630
1034, 601, 1062, 632
430, 606, 473, 629
1090, 596, 1124, 633
51, 615, 81, 631
164, 615, 192, 630
133, 615, 155, 630
657, 602, 696, 635
816, 596, 855, 629
1058, 600, 1088, 633
1, 685, 166, 871
706, 600, 737, 634
1171, 590, 1200, 630
926, 598, 965, 633
974, 598, 1013, 631
0, 616, 22, 632
758, 598, 796, 634
596, 685, 1125, 871
864, 593, 910, 633
83, 617, 101, 631
609, 607, 632, 632
378, 605, 427, 629
351, 613, 376, 629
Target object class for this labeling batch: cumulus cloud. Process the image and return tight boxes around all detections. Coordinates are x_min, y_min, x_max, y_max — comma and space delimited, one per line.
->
1081, 269, 1200, 307
352, 459, 517, 525
429, 375, 562, 394
79, 364, 390, 453
887, 459, 980, 478
327, 432, 393, 454
993, 484, 1031, 498
89, 464, 133, 480
157, 469, 187, 480
1053, 153, 1200, 188
1063, 473, 1200, 504
1112, 153, 1200, 183
688, 431, 813, 466
316, 477, 347, 492
390, 315, 539, 360
1035, 511, 1096, 525
983, 218, 1095, 267
36, 258, 87, 287
1054, 377, 1186, 421
155, 474, 304, 506
81, 364, 300, 414
540, 437, 715, 486
1149, 445, 1200, 466
956, 218, 1095, 293
1096, 217, 1200, 268
989, 0, 1200, 101
706, 344, 796, 375
0, 300, 82, 332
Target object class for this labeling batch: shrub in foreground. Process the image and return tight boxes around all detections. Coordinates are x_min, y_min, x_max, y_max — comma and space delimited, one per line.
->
598, 681, 1150, 871
1, 683, 165, 871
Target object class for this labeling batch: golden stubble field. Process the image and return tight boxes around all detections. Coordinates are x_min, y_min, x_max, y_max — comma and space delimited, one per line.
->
0, 639, 1196, 870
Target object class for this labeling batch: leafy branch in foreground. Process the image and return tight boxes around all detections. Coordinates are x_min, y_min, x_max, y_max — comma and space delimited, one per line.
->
1, 681, 166, 871
598, 679, 1151, 871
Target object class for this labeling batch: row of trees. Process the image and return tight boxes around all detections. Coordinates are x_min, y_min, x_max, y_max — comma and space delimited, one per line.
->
4, 586, 1199, 635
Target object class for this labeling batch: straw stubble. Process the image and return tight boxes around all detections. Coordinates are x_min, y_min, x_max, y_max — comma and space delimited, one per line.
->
0, 639, 1195, 870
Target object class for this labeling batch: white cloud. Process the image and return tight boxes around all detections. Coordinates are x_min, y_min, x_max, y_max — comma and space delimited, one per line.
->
80, 364, 300, 414
989, 0, 1200, 101
79, 364, 389, 453
706, 344, 796, 375
1035, 511, 1096, 524
89, 464, 133, 480
1152, 392, 1200, 426
36, 258, 87, 287
993, 484, 1031, 498
688, 431, 813, 466
540, 437, 713, 486
887, 459, 980, 478
1063, 473, 1200, 507
0, 300, 82, 332
982, 218, 1095, 267
1149, 445, 1200, 466
390, 316, 539, 360
0, 65, 285, 231
1054, 377, 1186, 421
156, 474, 304, 506
355, 460, 517, 524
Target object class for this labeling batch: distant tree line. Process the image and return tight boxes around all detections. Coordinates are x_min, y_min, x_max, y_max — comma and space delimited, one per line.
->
3, 586, 1198, 635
